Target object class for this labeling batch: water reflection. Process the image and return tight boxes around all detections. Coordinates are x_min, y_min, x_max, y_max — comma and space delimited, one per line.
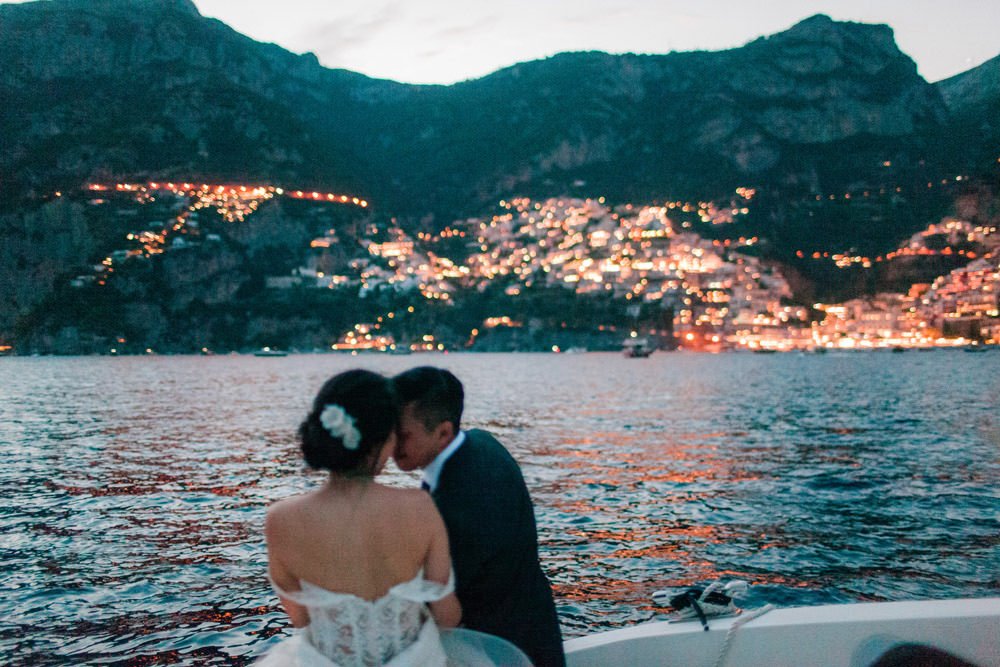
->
0, 352, 998, 664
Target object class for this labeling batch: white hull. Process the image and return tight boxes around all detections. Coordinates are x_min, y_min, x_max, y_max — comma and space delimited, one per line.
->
565, 598, 1000, 666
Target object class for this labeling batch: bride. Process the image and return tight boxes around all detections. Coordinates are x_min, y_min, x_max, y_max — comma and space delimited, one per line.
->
258, 369, 528, 666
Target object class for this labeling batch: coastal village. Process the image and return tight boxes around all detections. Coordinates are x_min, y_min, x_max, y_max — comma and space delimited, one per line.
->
56, 180, 1000, 354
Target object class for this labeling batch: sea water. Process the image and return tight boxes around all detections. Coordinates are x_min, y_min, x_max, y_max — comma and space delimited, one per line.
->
1, 351, 997, 664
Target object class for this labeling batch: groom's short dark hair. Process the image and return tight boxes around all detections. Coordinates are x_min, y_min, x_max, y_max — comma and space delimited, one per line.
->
393, 366, 463, 432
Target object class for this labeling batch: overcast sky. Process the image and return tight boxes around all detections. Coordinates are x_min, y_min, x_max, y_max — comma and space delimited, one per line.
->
5, 0, 998, 84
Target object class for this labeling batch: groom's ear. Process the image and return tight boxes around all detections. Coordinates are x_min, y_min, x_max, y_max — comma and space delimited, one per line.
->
433, 420, 455, 449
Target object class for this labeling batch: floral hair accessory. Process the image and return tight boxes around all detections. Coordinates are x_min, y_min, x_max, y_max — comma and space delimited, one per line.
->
319, 404, 362, 451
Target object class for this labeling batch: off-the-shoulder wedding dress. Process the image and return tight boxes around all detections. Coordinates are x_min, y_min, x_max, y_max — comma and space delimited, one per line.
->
257, 571, 530, 666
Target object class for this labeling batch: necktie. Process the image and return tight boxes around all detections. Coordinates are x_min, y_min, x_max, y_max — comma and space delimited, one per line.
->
420, 480, 430, 492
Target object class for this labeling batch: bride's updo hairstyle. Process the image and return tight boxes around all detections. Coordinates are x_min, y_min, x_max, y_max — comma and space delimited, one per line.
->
298, 369, 398, 474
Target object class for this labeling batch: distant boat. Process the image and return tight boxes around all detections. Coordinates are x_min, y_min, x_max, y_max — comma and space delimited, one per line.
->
891, 346, 906, 353
752, 348, 778, 354
254, 347, 288, 357
963, 344, 989, 353
623, 338, 654, 358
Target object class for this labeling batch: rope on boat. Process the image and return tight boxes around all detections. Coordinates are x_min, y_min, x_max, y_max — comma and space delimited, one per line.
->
713, 604, 775, 667
654, 580, 749, 630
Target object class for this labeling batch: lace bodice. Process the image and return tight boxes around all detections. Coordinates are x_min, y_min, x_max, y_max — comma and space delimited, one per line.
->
270, 571, 453, 667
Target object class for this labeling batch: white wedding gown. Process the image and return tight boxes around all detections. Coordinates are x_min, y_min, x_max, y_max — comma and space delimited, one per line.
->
257, 571, 531, 667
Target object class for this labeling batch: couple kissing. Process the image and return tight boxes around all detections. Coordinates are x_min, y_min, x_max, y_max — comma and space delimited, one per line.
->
261, 366, 565, 667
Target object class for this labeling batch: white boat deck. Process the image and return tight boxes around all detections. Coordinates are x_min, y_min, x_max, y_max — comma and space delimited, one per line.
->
565, 598, 1000, 667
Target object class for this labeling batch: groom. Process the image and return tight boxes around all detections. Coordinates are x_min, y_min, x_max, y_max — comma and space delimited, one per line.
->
392, 366, 565, 667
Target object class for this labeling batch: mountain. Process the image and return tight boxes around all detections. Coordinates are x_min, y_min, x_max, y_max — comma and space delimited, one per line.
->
0, 0, 402, 201
2, 1, 998, 351
933, 54, 1000, 170
435, 15, 948, 199
2, 2, 987, 224
937, 53, 1000, 114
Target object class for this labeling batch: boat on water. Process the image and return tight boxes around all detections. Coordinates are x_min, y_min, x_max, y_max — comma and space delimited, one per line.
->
565, 597, 1000, 666
623, 337, 654, 358
253, 347, 288, 357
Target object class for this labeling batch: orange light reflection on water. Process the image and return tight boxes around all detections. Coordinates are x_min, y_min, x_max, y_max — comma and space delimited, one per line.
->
546, 432, 762, 495
536, 427, 800, 601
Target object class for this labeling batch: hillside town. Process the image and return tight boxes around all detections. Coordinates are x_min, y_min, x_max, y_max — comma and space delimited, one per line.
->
59, 182, 1000, 353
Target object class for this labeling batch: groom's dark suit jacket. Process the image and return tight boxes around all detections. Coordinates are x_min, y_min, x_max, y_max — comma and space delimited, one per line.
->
432, 428, 565, 667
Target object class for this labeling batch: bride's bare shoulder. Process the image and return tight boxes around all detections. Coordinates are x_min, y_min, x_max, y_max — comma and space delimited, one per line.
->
265, 491, 316, 526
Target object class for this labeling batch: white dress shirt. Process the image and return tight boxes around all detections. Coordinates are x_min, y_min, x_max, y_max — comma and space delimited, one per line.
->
421, 430, 466, 492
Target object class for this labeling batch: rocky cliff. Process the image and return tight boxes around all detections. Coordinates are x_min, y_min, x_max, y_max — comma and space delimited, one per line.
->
937, 53, 1000, 113
933, 54, 1000, 173
1, 2, 975, 221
